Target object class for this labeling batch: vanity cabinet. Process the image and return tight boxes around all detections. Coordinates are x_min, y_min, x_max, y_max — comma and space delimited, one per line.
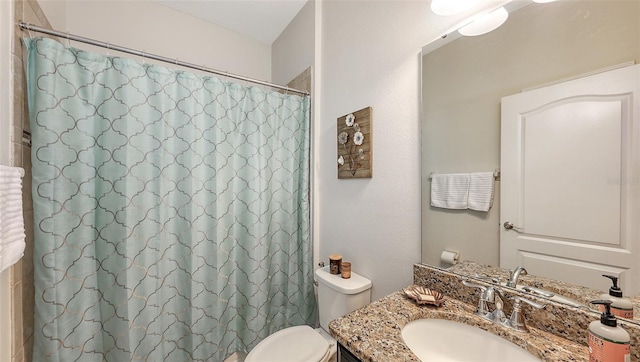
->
338, 343, 362, 362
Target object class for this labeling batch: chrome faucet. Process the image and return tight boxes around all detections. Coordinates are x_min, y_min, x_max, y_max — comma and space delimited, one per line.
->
463, 278, 545, 332
481, 286, 507, 324
506, 266, 528, 288
463, 280, 508, 323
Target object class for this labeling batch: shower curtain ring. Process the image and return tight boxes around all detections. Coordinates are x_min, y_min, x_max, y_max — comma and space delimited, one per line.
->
65, 31, 70, 47
142, 50, 146, 65
23, 23, 34, 39
106, 42, 110, 57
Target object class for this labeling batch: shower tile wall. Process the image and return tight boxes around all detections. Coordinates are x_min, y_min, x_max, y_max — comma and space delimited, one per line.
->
11, 1, 51, 361
287, 66, 312, 93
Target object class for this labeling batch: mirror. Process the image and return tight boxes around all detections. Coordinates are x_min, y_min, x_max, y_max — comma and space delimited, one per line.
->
421, 0, 640, 321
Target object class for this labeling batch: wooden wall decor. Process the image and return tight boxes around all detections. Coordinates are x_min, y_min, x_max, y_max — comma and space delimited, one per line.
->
337, 107, 372, 179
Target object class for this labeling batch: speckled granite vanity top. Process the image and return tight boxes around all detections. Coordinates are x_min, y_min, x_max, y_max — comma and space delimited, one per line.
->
329, 289, 588, 362
329, 262, 640, 361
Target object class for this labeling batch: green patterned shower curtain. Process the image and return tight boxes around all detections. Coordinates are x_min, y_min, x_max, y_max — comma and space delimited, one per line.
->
26, 37, 315, 362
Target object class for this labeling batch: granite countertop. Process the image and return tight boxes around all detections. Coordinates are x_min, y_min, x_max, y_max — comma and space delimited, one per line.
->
329, 287, 589, 362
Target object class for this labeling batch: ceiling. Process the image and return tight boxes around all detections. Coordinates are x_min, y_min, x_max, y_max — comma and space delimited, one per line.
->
155, 0, 309, 44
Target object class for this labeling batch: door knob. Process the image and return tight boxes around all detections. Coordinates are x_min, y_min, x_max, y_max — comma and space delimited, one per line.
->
503, 221, 522, 231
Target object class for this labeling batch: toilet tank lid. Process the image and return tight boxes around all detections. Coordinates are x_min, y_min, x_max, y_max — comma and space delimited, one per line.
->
315, 266, 372, 294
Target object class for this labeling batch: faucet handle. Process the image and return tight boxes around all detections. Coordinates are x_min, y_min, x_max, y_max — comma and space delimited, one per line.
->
508, 295, 546, 332
511, 295, 545, 310
521, 285, 554, 298
462, 280, 487, 291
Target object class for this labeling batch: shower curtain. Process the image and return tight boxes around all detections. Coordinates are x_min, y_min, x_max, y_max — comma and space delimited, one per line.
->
26, 37, 315, 362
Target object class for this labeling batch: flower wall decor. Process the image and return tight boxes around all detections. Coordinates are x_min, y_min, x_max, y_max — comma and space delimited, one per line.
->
337, 107, 372, 178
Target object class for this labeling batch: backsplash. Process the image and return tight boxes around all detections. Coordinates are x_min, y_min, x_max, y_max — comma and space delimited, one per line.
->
413, 263, 640, 360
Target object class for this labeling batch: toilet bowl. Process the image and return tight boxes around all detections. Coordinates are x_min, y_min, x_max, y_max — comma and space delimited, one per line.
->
245, 266, 372, 362
245, 325, 334, 362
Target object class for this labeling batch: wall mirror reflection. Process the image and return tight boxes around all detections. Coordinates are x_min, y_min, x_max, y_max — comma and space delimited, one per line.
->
421, 0, 640, 322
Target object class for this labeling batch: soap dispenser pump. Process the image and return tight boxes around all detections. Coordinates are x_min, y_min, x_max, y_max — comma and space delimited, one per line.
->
589, 300, 630, 362
599, 275, 634, 319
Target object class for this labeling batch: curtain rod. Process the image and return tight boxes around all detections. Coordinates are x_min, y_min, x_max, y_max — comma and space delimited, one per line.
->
18, 21, 310, 96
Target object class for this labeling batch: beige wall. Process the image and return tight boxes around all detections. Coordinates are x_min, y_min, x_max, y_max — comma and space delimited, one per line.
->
271, 0, 318, 269
36, 0, 273, 82
421, 1, 640, 267
272, 0, 315, 86
315, 0, 494, 301
318, 1, 433, 300
63, 0, 272, 82
32, 0, 65, 29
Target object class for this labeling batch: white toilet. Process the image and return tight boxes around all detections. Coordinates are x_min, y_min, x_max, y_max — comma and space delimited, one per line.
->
245, 266, 372, 362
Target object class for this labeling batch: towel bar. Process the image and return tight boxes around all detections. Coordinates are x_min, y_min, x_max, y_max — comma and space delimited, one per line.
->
428, 169, 500, 181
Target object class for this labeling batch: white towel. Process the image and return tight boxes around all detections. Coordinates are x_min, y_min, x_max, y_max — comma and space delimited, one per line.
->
468, 172, 495, 212
430, 173, 470, 209
0, 165, 26, 274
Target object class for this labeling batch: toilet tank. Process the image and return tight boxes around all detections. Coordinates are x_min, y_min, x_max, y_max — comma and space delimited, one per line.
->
315, 266, 372, 331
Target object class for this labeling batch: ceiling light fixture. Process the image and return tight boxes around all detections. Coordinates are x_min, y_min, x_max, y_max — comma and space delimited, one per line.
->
458, 6, 509, 37
430, 0, 481, 16
532, 0, 556, 3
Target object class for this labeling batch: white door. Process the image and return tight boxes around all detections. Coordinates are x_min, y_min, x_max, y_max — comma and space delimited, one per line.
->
500, 64, 640, 295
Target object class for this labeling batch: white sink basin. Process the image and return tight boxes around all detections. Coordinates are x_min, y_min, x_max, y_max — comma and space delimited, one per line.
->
401, 319, 540, 362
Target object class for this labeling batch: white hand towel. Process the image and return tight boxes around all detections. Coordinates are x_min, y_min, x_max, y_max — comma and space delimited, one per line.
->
430, 173, 470, 209
0, 165, 26, 274
468, 172, 495, 212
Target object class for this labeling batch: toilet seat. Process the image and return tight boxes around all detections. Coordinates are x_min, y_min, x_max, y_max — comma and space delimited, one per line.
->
245, 325, 332, 362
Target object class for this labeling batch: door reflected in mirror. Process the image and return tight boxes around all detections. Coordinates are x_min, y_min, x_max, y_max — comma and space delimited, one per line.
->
421, 0, 640, 321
